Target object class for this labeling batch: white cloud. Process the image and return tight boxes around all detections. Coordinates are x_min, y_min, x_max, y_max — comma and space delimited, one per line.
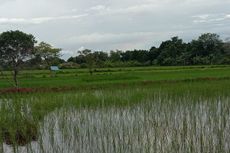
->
89, 5, 107, 11
193, 14, 230, 23
0, 14, 88, 24
67, 32, 156, 44
192, 14, 210, 20
60, 46, 85, 59
62, 50, 78, 57
0, 18, 26, 24
88, 4, 157, 16
64, 31, 184, 51
78, 46, 85, 51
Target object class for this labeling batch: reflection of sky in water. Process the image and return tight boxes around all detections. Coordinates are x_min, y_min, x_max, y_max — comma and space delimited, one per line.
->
3, 99, 230, 153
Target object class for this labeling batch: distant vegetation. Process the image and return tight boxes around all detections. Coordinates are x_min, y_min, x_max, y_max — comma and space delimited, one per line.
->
67, 33, 230, 68
1, 31, 230, 72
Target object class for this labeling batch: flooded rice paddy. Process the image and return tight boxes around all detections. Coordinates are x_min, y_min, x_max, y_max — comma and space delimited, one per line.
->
1, 95, 230, 153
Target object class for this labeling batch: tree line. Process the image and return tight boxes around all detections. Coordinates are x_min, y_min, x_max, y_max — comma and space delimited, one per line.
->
68, 33, 230, 68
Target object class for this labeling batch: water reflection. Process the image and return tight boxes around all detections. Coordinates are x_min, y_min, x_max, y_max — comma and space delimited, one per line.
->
2, 99, 230, 153
0, 99, 39, 148
2, 122, 38, 146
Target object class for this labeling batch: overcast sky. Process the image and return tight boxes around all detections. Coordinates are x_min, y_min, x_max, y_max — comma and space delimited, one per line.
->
0, 0, 230, 60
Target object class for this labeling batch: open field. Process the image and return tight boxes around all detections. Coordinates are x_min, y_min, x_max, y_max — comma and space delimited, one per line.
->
1, 65, 230, 89
1, 66, 230, 153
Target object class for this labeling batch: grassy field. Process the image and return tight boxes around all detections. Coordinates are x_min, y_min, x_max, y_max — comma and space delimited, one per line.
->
1, 65, 230, 153
1, 65, 230, 89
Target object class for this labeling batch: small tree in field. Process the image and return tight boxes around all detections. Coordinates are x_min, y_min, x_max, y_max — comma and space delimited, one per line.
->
34, 42, 61, 67
0, 30, 36, 87
78, 49, 95, 75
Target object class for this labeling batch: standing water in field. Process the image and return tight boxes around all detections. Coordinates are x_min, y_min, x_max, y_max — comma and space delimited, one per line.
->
0, 98, 39, 152
2, 96, 230, 153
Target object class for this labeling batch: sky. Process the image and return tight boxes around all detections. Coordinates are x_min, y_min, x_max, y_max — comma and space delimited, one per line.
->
0, 0, 230, 60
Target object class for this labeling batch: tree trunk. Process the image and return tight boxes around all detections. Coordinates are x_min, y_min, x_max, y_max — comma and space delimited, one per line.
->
45, 58, 50, 68
13, 68, 18, 88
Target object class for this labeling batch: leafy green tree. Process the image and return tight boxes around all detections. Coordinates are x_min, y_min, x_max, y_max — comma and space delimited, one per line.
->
31, 54, 42, 65
157, 37, 186, 65
0, 30, 36, 87
121, 51, 132, 62
78, 49, 95, 75
35, 42, 61, 66
189, 33, 224, 64
93, 51, 108, 67
149, 46, 160, 65
67, 56, 76, 63
110, 50, 122, 62
132, 50, 149, 63
22, 54, 42, 69
49, 57, 65, 66
222, 39, 230, 64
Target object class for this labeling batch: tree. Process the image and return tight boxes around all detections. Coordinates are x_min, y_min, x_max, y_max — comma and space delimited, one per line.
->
110, 50, 122, 62
189, 33, 224, 64
223, 39, 230, 55
157, 37, 186, 65
78, 49, 95, 75
222, 39, 230, 64
34, 42, 61, 66
131, 50, 149, 63
149, 46, 160, 65
30, 54, 42, 65
198, 33, 223, 55
93, 51, 108, 67
0, 30, 36, 87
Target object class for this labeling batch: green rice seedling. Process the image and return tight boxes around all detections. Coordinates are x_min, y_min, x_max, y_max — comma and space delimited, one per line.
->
1, 79, 230, 153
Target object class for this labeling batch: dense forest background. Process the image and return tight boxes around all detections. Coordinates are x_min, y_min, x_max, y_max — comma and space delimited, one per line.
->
2, 33, 230, 70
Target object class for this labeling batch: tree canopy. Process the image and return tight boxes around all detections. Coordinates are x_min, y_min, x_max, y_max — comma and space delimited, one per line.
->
67, 33, 229, 68
0, 30, 36, 87
0, 30, 62, 87
34, 42, 61, 66
78, 49, 95, 75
